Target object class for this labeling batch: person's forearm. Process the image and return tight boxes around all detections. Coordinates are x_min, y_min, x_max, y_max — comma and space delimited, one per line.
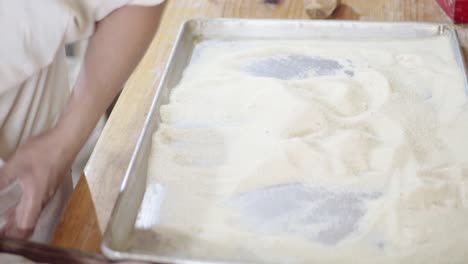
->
52, 4, 164, 165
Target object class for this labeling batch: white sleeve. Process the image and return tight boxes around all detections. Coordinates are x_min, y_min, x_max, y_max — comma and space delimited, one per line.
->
0, 0, 163, 92
65, 0, 165, 43
0, 0, 69, 93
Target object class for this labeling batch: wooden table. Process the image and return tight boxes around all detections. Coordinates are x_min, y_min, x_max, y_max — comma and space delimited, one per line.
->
50, 0, 467, 255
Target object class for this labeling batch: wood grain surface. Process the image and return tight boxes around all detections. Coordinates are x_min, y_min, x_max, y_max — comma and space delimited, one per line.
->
50, 175, 101, 253
2, 237, 147, 264
50, 0, 468, 255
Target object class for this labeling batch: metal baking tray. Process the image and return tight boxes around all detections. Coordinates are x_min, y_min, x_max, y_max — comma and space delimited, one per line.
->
102, 18, 468, 263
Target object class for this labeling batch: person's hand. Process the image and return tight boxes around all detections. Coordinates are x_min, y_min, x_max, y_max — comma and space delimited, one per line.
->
0, 129, 73, 239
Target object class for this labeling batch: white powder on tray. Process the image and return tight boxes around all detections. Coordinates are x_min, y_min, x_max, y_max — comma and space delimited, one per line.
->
136, 35, 468, 263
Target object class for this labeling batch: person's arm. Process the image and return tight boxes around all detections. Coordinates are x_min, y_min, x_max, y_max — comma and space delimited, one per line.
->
0, 4, 164, 238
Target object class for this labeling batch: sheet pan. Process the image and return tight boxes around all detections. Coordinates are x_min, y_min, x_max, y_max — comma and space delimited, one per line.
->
101, 18, 468, 263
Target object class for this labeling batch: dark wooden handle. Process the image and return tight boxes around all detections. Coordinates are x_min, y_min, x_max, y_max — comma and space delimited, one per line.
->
0, 237, 150, 264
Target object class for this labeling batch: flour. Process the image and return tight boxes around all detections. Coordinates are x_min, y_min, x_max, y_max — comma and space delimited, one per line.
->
139, 35, 468, 263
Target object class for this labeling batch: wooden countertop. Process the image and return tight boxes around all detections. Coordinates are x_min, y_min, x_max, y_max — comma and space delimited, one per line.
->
50, 0, 468, 255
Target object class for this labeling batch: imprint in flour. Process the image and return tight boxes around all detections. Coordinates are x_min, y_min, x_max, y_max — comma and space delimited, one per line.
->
280, 105, 329, 139
401, 165, 468, 209
228, 183, 380, 245
234, 124, 385, 195
284, 69, 390, 124
244, 55, 354, 80
154, 125, 226, 167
